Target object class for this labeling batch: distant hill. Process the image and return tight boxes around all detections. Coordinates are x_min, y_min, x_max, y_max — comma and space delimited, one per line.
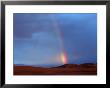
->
79, 63, 97, 67
52, 64, 78, 68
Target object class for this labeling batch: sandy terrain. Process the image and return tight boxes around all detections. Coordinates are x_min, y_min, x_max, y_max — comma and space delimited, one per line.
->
14, 63, 97, 75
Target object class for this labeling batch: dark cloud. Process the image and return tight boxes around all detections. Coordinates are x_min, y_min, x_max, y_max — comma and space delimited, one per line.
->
13, 13, 55, 39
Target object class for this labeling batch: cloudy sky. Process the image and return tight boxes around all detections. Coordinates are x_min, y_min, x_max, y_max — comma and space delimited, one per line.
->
14, 13, 97, 67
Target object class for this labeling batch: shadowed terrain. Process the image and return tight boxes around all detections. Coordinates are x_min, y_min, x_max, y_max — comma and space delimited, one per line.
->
14, 63, 97, 75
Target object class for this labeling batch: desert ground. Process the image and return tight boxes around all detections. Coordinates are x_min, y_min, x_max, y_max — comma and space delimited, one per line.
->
14, 63, 97, 75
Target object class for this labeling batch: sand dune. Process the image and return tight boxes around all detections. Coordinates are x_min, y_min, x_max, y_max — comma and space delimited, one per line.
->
14, 63, 97, 75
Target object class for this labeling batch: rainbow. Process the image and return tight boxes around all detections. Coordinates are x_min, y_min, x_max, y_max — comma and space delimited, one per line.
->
51, 14, 68, 64
60, 52, 68, 64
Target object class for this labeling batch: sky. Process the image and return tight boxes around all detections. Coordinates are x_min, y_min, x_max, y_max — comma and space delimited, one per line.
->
14, 13, 97, 67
